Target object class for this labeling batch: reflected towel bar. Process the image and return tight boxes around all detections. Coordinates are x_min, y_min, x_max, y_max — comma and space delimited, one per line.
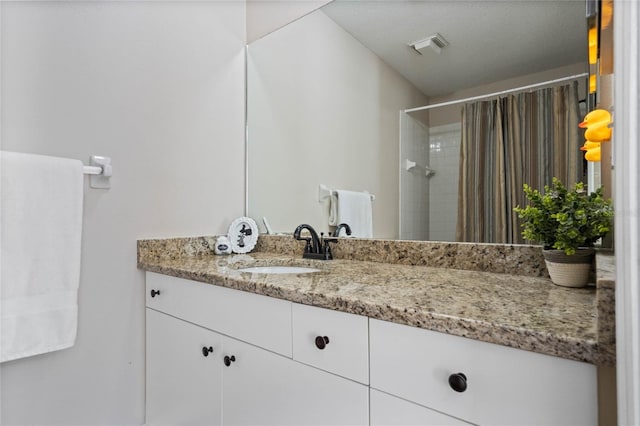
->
318, 184, 375, 203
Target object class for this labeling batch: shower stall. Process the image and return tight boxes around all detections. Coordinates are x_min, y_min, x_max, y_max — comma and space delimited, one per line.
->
399, 73, 590, 244
399, 112, 460, 242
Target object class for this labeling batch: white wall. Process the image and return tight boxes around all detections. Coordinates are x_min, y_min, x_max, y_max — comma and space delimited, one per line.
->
246, 0, 330, 43
0, 2, 246, 424
247, 10, 428, 238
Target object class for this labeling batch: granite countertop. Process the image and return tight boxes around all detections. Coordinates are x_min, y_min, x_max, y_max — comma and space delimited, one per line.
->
138, 237, 615, 366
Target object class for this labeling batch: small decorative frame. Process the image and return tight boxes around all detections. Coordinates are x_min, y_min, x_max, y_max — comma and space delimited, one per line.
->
228, 217, 259, 254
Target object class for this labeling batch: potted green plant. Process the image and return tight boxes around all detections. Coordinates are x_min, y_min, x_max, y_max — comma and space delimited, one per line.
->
513, 178, 613, 287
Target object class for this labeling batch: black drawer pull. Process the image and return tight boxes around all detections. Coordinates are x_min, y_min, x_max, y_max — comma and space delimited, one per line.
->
448, 372, 468, 393
150, 289, 161, 298
315, 335, 330, 350
202, 346, 213, 357
224, 355, 236, 367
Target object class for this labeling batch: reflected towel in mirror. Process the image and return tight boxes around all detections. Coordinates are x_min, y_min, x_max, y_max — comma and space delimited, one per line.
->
328, 189, 372, 238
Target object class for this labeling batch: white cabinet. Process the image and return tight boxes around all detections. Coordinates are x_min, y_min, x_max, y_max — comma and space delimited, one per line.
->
146, 308, 222, 426
369, 318, 597, 426
145, 273, 368, 426
292, 303, 369, 384
370, 389, 471, 426
222, 336, 368, 426
145, 272, 597, 426
146, 272, 292, 356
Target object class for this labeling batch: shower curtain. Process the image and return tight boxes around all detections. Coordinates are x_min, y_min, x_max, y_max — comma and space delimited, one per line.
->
456, 82, 583, 244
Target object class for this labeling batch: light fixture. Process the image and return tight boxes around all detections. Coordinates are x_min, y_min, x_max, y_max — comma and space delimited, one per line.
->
409, 33, 449, 55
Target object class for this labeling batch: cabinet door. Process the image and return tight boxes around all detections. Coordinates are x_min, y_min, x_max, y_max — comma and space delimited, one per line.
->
370, 319, 597, 426
222, 336, 368, 426
146, 308, 222, 426
370, 389, 471, 426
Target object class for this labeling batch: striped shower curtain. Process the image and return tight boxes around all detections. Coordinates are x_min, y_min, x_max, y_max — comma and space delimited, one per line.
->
456, 82, 584, 244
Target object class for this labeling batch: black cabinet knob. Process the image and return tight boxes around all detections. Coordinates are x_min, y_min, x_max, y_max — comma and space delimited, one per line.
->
315, 336, 330, 350
202, 346, 213, 357
448, 372, 468, 393
150, 289, 161, 298
224, 355, 236, 367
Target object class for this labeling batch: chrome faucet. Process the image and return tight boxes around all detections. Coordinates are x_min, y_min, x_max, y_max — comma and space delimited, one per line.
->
293, 224, 338, 260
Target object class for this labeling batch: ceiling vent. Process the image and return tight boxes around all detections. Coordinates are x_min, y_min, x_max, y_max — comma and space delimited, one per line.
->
410, 33, 449, 55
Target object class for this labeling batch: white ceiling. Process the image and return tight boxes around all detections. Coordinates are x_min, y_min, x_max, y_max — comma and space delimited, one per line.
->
322, 0, 588, 97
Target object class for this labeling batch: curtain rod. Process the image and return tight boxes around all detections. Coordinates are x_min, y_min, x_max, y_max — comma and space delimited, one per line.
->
403, 73, 589, 114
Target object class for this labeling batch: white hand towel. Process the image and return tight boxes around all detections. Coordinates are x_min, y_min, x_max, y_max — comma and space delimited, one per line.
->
1, 151, 84, 362
328, 189, 373, 238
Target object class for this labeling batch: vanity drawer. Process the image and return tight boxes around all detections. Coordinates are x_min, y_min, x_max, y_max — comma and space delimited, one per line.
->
369, 319, 597, 426
370, 389, 471, 426
146, 272, 292, 357
292, 303, 369, 384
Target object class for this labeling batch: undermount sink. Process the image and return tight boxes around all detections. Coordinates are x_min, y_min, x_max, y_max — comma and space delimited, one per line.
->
237, 266, 321, 274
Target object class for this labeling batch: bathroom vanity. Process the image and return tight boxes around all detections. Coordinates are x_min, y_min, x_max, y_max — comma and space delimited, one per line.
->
139, 236, 615, 426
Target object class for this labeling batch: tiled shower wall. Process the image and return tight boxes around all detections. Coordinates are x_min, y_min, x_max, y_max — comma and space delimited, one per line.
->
400, 117, 461, 242
428, 123, 461, 242
399, 113, 430, 240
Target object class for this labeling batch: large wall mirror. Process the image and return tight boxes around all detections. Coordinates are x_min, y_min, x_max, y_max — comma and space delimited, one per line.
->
247, 0, 588, 241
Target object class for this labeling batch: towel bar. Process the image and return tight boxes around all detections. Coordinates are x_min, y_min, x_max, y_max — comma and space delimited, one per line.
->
318, 184, 375, 202
84, 156, 112, 189
83, 166, 103, 175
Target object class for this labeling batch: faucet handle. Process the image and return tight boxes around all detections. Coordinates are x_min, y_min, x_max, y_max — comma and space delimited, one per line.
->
320, 232, 338, 244
322, 233, 338, 244
298, 237, 313, 254
322, 235, 339, 260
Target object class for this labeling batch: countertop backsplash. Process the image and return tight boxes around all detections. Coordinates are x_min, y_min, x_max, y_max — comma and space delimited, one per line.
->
139, 234, 551, 277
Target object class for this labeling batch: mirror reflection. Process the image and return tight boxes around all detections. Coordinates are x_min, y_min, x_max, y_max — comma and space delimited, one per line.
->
247, 0, 588, 242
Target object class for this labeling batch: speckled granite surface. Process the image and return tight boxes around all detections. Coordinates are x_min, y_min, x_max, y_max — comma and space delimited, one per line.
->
138, 234, 550, 276
594, 251, 616, 364
137, 236, 615, 366
254, 235, 550, 276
